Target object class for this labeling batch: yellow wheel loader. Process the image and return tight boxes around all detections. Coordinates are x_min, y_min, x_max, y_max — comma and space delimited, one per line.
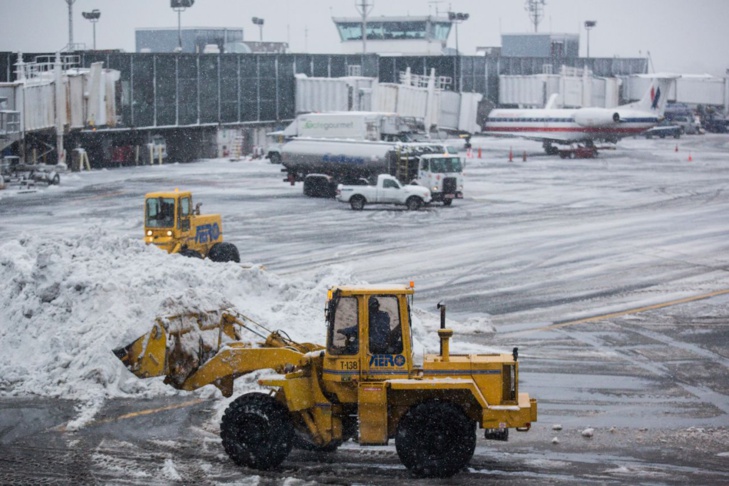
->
144, 189, 240, 262
114, 284, 537, 478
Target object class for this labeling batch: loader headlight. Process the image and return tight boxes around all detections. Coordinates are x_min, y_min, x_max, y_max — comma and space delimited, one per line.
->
167, 230, 173, 236
146, 230, 152, 236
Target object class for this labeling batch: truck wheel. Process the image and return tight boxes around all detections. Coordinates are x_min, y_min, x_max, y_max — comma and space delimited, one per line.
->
179, 249, 203, 259
221, 393, 294, 470
395, 400, 476, 478
442, 199, 453, 207
269, 152, 281, 165
406, 196, 423, 211
350, 195, 366, 210
208, 242, 241, 263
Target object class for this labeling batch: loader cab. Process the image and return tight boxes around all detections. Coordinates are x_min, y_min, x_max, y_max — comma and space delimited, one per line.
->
324, 286, 414, 383
143, 190, 195, 252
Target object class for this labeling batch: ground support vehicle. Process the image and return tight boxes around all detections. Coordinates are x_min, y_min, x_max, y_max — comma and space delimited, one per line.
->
336, 174, 432, 210
0, 156, 61, 189
281, 138, 464, 205
557, 145, 598, 159
143, 189, 240, 262
114, 284, 537, 478
644, 121, 682, 139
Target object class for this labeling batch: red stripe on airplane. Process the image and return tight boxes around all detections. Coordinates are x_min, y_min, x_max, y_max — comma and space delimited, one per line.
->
485, 126, 648, 134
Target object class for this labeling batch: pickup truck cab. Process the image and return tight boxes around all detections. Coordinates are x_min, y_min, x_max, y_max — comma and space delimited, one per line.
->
336, 174, 432, 210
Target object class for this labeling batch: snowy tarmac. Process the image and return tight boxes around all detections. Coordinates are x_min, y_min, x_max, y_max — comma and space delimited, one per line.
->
1, 134, 728, 483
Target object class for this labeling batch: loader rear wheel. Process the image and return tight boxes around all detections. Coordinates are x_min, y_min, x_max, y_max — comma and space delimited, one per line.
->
220, 393, 294, 470
395, 400, 476, 478
208, 242, 241, 263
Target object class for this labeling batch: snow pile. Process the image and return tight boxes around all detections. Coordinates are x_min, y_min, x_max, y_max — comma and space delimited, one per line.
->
0, 231, 449, 411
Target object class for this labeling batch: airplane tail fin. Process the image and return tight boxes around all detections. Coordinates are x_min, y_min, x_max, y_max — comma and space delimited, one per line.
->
628, 76, 679, 115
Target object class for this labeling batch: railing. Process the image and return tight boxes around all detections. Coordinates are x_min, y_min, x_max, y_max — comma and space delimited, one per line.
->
15, 54, 81, 81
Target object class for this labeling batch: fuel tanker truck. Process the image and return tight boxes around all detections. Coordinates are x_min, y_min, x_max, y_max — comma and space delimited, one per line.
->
280, 138, 465, 205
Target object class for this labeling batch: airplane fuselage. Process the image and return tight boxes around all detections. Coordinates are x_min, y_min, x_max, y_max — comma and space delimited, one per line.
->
484, 107, 662, 144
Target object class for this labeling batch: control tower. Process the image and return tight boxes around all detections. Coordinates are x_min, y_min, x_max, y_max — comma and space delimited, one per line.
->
331, 15, 454, 55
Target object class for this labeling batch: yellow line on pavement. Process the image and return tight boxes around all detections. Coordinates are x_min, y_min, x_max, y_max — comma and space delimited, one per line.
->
51, 398, 207, 432
98, 398, 208, 425
517, 288, 729, 335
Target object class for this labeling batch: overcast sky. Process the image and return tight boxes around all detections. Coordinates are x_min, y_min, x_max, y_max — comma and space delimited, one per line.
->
1, 0, 727, 76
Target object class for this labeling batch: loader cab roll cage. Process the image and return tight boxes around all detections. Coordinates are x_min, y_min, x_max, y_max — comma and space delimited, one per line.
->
326, 292, 407, 357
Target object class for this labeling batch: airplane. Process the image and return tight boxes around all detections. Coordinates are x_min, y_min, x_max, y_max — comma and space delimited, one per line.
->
483, 75, 679, 156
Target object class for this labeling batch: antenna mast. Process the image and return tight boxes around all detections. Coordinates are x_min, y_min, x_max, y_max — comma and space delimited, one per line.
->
524, 0, 546, 33
354, 0, 374, 54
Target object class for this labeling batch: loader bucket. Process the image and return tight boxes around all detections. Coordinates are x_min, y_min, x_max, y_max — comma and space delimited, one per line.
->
113, 323, 168, 379
114, 310, 244, 388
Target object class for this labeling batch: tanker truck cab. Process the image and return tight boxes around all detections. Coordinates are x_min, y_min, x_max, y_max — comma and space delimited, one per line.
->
144, 189, 240, 262
417, 153, 464, 206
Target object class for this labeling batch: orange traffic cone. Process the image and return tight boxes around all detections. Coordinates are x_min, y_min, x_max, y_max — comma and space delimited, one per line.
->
478, 147, 482, 159
688, 153, 693, 162
523, 150, 527, 162
508, 147, 513, 162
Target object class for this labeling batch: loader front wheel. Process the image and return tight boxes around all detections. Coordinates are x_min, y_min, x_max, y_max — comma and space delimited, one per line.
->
208, 242, 241, 263
221, 393, 294, 470
395, 400, 476, 478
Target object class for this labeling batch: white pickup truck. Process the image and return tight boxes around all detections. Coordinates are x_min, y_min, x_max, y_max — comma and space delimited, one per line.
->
336, 174, 432, 211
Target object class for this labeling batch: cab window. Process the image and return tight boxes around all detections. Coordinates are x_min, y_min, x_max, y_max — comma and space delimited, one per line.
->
383, 179, 400, 189
368, 295, 403, 355
180, 197, 191, 217
145, 197, 175, 228
328, 296, 359, 355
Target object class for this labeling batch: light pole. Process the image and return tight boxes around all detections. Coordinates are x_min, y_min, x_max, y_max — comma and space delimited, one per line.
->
252, 17, 265, 42
171, 0, 195, 52
65, 0, 77, 50
448, 11, 469, 92
82, 10, 101, 50
584, 20, 597, 58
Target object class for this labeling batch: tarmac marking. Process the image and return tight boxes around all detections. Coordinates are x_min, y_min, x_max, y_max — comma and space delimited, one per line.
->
51, 398, 207, 432
506, 288, 729, 337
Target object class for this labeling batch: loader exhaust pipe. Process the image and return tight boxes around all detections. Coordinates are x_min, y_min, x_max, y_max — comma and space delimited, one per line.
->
436, 302, 452, 360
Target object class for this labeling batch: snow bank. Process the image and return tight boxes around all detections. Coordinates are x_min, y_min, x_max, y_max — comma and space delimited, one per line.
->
0, 231, 451, 417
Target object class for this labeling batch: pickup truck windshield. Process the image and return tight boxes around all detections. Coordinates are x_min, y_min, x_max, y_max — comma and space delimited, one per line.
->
146, 197, 176, 228
429, 157, 462, 173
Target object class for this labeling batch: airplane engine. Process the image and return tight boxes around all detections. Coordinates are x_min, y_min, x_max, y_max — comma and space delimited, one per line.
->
574, 109, 620, 127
